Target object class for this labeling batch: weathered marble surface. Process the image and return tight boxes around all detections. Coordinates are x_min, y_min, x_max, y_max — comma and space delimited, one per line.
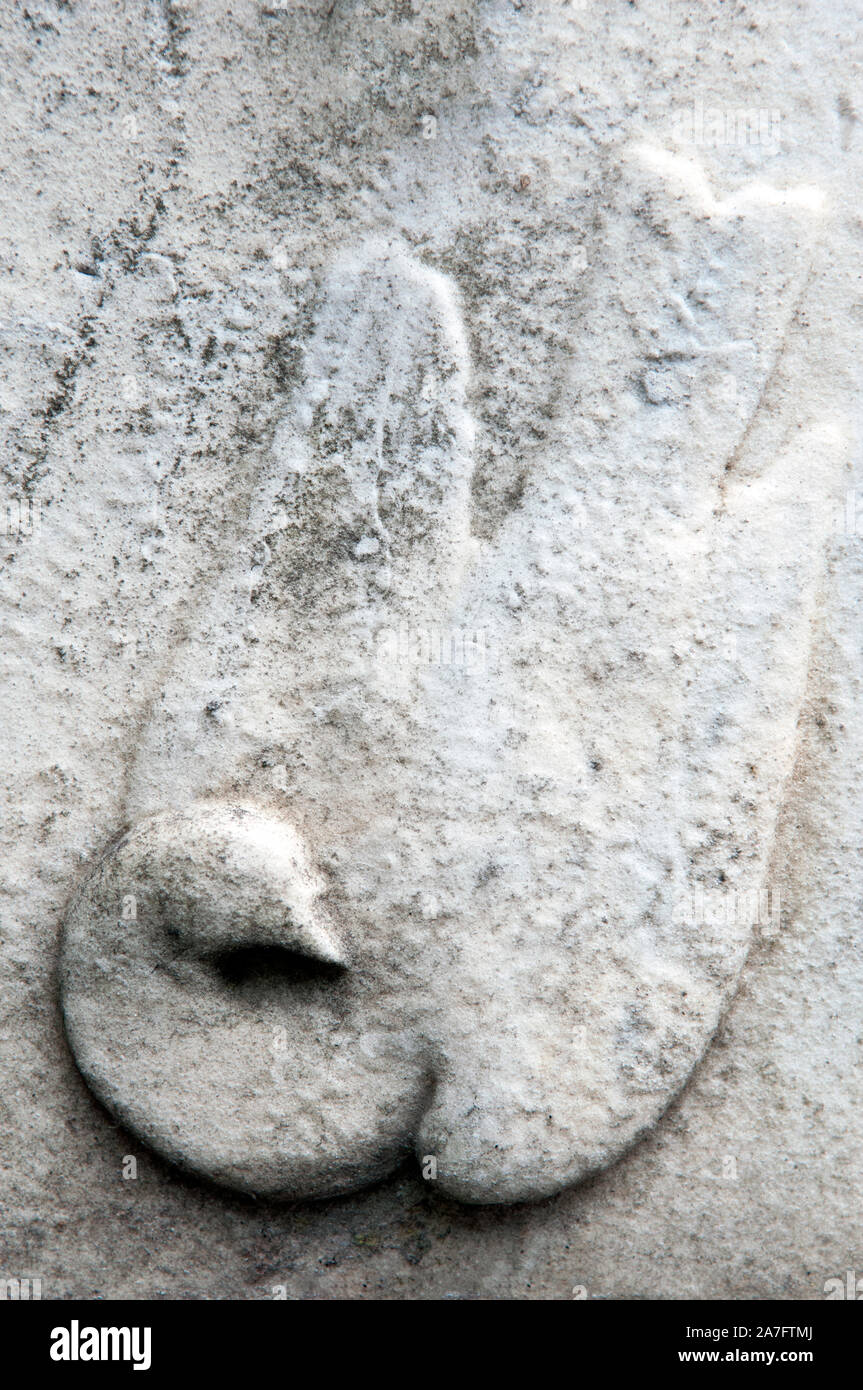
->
2, 0, 863, 1296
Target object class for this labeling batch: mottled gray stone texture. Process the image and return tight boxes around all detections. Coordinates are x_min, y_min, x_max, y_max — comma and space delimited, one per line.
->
2, 0, 863, 1298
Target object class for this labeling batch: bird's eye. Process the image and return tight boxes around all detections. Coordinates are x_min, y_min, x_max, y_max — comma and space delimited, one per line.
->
211, 943, 347, 990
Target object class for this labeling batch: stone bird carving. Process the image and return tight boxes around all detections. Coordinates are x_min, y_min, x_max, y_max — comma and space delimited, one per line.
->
61, 146, 843, 1203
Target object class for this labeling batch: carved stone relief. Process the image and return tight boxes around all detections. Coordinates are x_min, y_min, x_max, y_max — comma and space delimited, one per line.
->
61, 159, 842, 1202
3, 0, 861, 1304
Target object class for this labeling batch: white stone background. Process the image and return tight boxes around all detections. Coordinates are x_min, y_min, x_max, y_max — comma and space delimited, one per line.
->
1, 0, 862, 1298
